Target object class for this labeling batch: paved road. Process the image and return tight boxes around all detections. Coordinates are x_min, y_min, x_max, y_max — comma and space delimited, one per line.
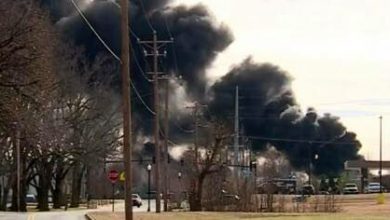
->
0, 210, 87, 220
0, 200, 159, 220
0, 212, 28, 220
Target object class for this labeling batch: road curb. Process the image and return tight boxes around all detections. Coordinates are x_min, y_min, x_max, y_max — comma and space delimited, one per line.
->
85, 213, 96, 220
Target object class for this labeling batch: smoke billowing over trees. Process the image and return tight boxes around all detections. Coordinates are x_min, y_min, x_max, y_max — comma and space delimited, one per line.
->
38, 0, 361, 175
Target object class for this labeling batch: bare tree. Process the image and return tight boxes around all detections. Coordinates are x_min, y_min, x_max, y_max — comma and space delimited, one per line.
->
0, 0, 57, 211
0, 0, 122, 212
181, 121, 232, 211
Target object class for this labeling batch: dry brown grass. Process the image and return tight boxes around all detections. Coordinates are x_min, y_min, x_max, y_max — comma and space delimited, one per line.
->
88, 212, 390, 220
87, 193, 390, 220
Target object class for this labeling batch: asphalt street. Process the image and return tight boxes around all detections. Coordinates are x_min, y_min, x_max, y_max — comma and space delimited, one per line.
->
0, 210, 88, 220
0, 210, 87, 220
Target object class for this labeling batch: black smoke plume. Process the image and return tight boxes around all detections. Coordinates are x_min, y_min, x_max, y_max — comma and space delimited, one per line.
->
41, 0, 232, 135
209, 58, 362, 176
40, 0, 361, 176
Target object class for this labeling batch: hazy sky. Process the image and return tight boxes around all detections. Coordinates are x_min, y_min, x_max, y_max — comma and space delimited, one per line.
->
175, 0, 390, 160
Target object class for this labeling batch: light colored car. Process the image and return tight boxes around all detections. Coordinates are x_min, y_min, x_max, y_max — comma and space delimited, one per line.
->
366, 182, 386, 193
132, 194, 142, 207
343, 183, 359, 194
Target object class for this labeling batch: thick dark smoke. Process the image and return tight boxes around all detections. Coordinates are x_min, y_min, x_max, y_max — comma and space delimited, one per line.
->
209, 58, 362, 176
44, 0, 232, 134
40, 0, 361, 176
46, 0, 232, 96
151, 5, 233, 98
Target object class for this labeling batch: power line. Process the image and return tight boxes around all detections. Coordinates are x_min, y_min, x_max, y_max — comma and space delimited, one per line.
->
131, 45, 152, 83
159, 129, 181, 147
105, 0, 151, 84
172, 119, 195, 133
162, 16, 180, 75
108, 0, 142, 41
162, 15, 173, 38
119, 6, 160, 85
129, 28, 139, 40
137, 0, 155, 32
243, 135, 357, 145
69, 0, 156, 116
69, 0, 121, 61
131, 92, 153, 99
130, 81, 156, 115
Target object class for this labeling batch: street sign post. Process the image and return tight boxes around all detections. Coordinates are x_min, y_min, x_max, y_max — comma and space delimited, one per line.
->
108, 169, 119, 183
108, 170, 119, 212
120, 171, 125, 182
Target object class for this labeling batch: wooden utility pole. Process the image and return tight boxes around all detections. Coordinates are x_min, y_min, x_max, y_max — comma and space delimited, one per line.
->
120, 0, 133, 219
234, 86, 239, 190
163, 78, 169, 212
379, 115, 383, 193
139, 32, 172, 213
12, 123, 21, 212
152, 31, 161, 213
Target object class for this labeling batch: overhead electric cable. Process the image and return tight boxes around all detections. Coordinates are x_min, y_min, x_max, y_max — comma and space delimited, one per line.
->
243, 135, 356, 145
162, 15, 180, 74
70, 0, 155, 116
131, 46, 152, 83
69, 0, 121, 61
130, 81, 156, 115
137, 0, 156, 32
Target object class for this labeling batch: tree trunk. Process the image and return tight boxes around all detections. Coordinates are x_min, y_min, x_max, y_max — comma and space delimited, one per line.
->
52, 161, 68, 209
0, 186, 9, 211
189, 174, 206, 211
52, 180, 63, 209
37, 180, 49, 211
0, 177, 8, 211
37, 161, 53, 211
52, 174, 64, 209
70, 163, 84, 208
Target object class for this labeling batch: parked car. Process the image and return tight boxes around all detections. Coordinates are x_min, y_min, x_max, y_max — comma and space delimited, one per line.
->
343, 183, 359, 194
365, 182, 386, 193
25, 194, 37, 204
132, 194, 142, 207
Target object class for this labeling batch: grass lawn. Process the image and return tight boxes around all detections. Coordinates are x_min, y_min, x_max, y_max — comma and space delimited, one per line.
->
88, 212, 390, 220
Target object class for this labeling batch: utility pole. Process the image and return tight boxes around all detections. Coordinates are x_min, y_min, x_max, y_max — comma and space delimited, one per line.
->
139, 32, 172, 213
12, 123, 21, 212
379, 115, 383, 193
16, 128, 20, 212
234, 86, 239, 189
308, 144, 312, 185
163, 78, 169, 212
119, 0, 133, 219
194, 103, 199, 166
